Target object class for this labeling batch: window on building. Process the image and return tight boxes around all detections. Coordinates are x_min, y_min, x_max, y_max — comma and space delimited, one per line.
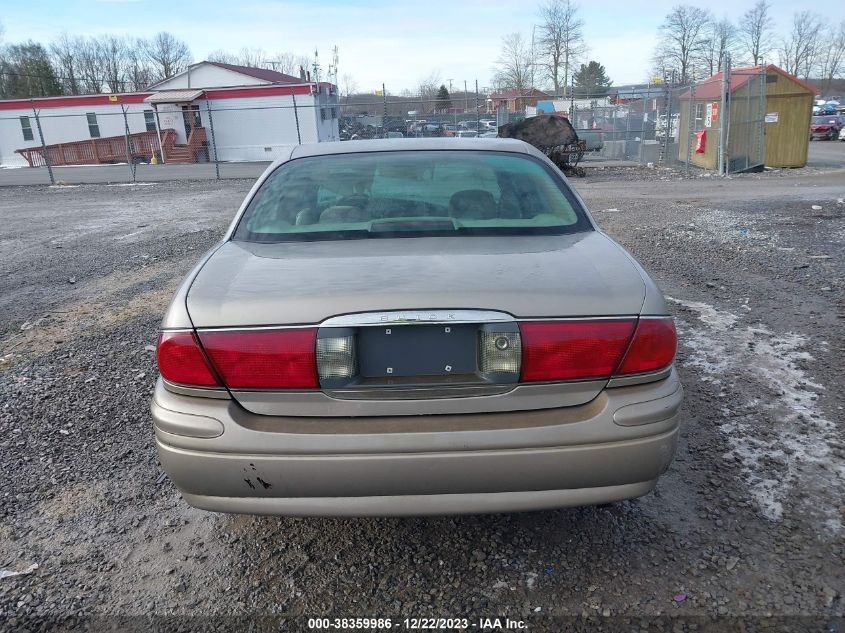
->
694, 103, 704, 129
20, 116, 34, 141
144, 110, 156, 132
86, 113, 101, 138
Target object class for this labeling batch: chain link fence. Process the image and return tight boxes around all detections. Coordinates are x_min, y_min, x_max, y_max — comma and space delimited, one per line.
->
0, 93, 340, 184
0, 70, 769, 186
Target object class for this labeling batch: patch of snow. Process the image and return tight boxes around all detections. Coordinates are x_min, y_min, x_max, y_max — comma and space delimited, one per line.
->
666, 296, 738, 331
106, 182, 157, 187
0, 563, 38, 579
669, 297, 843, 530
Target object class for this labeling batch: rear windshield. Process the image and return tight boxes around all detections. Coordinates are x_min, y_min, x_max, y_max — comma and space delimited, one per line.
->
233, 150, 591, 242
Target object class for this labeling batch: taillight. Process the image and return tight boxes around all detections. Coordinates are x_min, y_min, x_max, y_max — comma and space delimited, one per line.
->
197, 328, 318, 389
156, 331, 220, 388
519, 320, 636, 382
616, 317, 676, 375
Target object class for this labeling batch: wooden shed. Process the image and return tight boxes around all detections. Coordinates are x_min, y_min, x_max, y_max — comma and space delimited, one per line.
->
677, 65, 814, 171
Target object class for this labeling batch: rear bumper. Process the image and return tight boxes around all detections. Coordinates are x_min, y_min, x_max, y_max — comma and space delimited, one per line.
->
180, 483, 659, 516
152, 370, 682, 516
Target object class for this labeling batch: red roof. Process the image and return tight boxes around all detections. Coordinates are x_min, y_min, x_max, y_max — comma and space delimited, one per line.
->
682, 64, 815, 100
207, 61, 302, 84
0, 83, 317, 111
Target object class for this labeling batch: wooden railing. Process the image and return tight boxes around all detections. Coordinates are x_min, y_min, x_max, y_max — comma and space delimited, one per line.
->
15, 129, 179, 167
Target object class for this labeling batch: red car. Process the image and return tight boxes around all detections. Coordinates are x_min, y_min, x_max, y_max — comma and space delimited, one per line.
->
809, 115, 844, 141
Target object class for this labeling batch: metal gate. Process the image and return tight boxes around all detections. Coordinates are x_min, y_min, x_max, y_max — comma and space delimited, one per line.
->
726, 68, 767, 173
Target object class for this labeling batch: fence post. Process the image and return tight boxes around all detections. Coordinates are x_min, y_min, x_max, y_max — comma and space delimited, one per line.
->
205, 99, 220, 180
757, 67, 765, 169
292, 93, 302, 144
718, 55, 730, 175
685, 82, 695, 173
475, 80, 480, 132
120, 105, 136, 183
382, 84, 388, 138
32, 107, 55, 185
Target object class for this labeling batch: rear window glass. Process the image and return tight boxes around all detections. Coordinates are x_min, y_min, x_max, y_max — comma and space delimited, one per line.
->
233, 150, 591, 242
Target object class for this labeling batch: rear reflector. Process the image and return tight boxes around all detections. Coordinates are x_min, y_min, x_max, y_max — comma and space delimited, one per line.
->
616, 317, 676, 375
156, 331, 220, 388
519, 320, 636, 382
198, 328, 318, 389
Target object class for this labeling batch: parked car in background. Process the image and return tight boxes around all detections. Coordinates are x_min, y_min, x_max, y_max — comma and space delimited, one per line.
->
459, 121, 482, 132
810, 115, 844, 140
424, 121, 444, 136
453, 130, 478, 138
152, 138, 682, 516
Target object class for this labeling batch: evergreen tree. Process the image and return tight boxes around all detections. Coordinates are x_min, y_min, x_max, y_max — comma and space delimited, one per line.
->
435, 84, 451, 113
573, 61, 612, 97
0, 42, 63, 98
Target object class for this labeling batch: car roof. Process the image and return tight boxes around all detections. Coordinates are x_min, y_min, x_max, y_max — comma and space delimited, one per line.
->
286, 138, 539, 161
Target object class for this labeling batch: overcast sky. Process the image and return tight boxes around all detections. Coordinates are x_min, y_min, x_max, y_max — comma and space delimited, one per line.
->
3, 0, 802, 91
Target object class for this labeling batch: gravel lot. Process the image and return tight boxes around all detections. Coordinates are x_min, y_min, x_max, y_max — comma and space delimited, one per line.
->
0, 164, 843, 631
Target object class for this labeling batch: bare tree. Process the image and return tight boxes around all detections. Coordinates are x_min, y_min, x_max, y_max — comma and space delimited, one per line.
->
653, 5, 712, 84
700, 17, 738, 76
537, 0, 586, 96
816, 21, 845, 93
207, 49, 238, 64
493, 33, 534, 92
77, 37, 106, 93
207, 49, 309, 74
739, 0, 774, 66
417, 70, 442, 112
778, 11, 823, 79
50, 33, 84, 94
232, 47, 267, 68
143, 32, 191, 81
340, 73, 358, 99
125, 39, 154, 91
97, 35, 128, 93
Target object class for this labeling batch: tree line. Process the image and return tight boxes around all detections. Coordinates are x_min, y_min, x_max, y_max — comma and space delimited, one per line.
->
0, 22, 314, 100
492, 0, 845, 98
654, 2, 844, 89
0, 29, 193, 99
492, 0, 612, 98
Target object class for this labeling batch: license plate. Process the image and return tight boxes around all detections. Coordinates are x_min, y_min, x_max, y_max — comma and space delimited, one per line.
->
357, 324, 477, 378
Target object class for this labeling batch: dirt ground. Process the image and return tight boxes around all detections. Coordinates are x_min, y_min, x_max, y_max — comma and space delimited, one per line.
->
0, 164, 843, 632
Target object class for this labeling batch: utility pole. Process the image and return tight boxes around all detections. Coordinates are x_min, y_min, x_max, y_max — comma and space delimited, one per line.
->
447, 79, 455, 126
312, 47, 320, 84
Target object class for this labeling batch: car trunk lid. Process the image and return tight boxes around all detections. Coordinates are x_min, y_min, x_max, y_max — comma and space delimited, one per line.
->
186, 232, 645, 327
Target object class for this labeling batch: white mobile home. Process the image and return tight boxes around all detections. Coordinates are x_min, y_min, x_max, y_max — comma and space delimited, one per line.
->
0, 61, 339, 167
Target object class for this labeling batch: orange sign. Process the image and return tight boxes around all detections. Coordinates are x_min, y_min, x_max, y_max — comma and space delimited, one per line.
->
711, 102, 719, 124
